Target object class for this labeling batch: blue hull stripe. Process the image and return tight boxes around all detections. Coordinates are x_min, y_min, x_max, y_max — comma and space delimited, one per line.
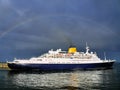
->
8, 62, 114, 70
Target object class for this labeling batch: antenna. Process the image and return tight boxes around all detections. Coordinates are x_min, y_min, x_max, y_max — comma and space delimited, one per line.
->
104, 52, 106, 60
86, 42, 88, 47
85, 42, 89, 54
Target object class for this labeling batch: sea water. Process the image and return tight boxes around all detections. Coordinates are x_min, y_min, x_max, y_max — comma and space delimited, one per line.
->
0, 63, 120, 90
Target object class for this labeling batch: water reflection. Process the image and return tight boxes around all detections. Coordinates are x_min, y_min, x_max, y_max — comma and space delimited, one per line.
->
7, 69, 113, 90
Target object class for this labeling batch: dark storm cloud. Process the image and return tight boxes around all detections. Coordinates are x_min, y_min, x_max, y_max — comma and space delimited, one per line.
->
0, 0, 120, 61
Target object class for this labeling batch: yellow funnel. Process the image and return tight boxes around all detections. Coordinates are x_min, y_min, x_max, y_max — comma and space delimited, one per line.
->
68, 45, 77, 53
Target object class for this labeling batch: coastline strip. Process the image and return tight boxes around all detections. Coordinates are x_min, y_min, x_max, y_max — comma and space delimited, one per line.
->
0, 62, 9, 69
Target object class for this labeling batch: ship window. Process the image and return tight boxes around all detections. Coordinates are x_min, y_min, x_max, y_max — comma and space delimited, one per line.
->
38, 59, 42, 61
14, 61, 19, 63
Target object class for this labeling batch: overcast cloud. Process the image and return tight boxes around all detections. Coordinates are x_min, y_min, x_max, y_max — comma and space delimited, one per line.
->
0, 0, 120, 61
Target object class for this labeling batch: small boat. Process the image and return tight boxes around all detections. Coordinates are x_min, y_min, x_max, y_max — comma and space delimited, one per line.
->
7, 44, 115, 70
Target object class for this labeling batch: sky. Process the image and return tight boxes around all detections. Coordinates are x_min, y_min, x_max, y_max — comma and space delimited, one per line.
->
0, 0, 120, 62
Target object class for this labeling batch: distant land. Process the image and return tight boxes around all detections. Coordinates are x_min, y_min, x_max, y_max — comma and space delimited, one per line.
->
0, 62, 9, 69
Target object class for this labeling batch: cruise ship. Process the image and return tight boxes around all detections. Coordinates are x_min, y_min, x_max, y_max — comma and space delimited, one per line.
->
7, 45, 115, 70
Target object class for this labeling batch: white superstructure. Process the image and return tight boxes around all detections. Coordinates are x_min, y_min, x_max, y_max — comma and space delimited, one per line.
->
10, 45, 114, 64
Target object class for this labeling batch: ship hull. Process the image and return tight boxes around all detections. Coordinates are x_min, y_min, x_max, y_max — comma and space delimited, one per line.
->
7, 61, 115, 70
